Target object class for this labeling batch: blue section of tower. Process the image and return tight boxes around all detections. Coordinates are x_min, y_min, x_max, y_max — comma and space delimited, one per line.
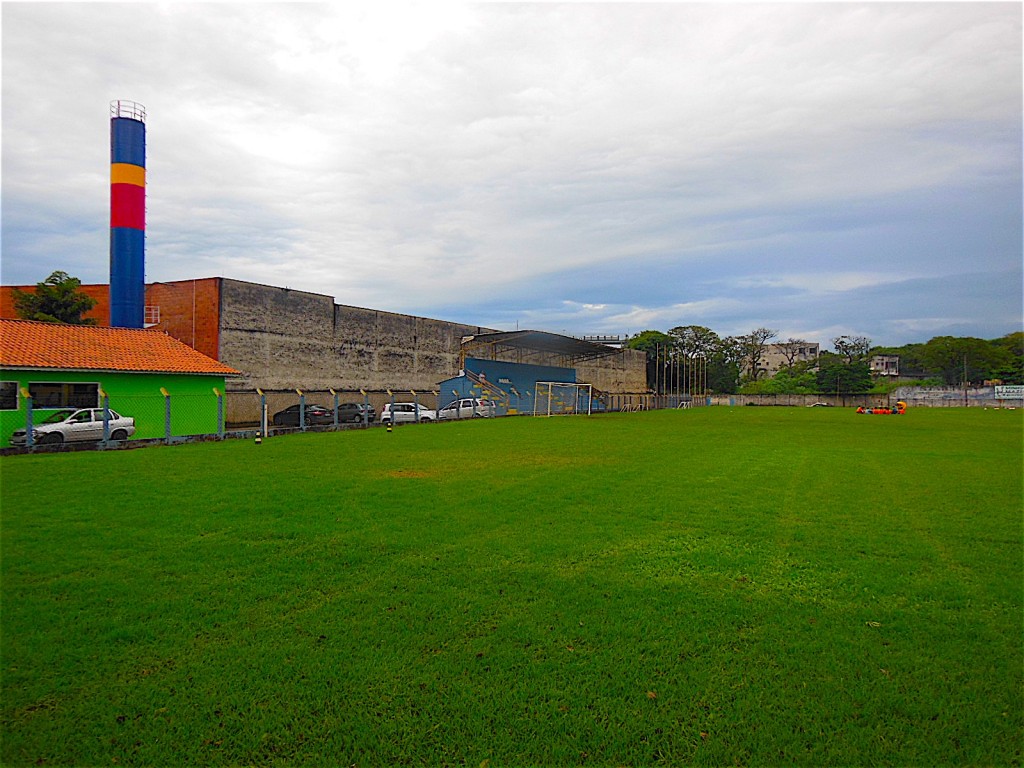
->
110, 116, 146, 328
111, 118, 146, 167
109, 229, 146, 328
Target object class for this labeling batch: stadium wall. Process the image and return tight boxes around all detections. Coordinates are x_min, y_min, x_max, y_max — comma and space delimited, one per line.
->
1, 277, 648, 395
217, 279, 491, 392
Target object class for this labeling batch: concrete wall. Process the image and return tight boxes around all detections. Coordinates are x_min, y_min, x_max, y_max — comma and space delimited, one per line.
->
218, 279, 489, 391
217, 279, 649, 395
577, 350, 648, 393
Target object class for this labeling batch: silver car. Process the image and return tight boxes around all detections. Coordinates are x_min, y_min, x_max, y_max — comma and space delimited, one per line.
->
380, 403, 436, 424
10, 408, 136, 446
437, 398, 497, 420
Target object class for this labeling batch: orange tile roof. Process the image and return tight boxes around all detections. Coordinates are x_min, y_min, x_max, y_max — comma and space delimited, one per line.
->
0, 318, 240, 376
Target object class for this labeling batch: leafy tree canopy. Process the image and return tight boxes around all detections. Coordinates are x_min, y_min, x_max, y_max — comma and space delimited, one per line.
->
626, 330, 671, 360
919, 336, 1008, 386
816, 354, 873, 394
832, 335, 872, 363
667, 325, 720, 357
12, 271, 97, 325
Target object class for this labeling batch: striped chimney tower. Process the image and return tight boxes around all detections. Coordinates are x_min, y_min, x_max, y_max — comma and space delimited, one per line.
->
109, 100, 146, 328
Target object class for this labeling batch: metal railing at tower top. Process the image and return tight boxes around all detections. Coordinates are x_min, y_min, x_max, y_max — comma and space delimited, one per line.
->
110, 100, 146, 122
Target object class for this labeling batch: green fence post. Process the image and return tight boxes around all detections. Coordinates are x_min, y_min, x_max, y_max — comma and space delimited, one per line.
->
298, 389, 306, 431
100, 389, 111, 444
160, 387, 171, 443
214, 387, 224, 439
331, 388, 339, 427
21, 387, 34, 448
360, 389, 369, 427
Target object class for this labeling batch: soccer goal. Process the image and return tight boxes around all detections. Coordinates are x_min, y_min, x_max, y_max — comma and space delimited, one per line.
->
533, 382, 594, 416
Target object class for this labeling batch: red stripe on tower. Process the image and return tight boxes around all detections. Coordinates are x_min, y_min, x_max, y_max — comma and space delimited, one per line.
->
111, 183, 145, 230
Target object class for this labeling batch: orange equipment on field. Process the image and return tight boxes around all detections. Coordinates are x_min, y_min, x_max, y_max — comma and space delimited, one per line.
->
856, 401, 907, 415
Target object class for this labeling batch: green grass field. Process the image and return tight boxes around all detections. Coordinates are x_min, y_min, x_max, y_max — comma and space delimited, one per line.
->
2, 408, 1021, 766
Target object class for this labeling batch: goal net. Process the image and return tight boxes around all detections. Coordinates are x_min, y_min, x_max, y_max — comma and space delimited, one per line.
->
533, 382, 594, 416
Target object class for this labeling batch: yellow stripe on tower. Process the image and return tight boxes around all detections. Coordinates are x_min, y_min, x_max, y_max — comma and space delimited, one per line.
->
111, 163, 146, 187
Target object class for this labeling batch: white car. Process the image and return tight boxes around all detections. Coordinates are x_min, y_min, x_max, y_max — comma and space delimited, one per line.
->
10, 408, 136, 446
379, 403, 436, 424
438, 398, 497, 420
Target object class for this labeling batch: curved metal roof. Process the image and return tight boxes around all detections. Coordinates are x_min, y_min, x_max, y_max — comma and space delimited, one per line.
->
461, 330, 621, 365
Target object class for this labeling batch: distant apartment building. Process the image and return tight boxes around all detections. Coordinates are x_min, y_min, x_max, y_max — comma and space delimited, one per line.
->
752, 341, 821, 379
870, 355, 899, 377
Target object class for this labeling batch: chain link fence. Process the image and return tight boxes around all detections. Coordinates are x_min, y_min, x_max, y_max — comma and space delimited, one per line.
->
9, 384, 1013, 451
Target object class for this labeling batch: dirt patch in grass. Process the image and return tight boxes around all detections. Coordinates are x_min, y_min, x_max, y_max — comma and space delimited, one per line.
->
379, 468, 438, 479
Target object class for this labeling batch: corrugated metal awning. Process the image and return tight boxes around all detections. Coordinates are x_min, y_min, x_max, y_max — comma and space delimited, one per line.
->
461, 330, 621, 366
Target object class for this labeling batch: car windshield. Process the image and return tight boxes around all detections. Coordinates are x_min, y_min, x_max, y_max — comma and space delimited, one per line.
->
38, 410, 75, 424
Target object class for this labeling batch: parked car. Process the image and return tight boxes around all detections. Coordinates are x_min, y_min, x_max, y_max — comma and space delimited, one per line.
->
272, 403, 334, 427
337, 402, 376, 423
10, 408, 136, 446
380, 403, 436, 424
437, 398, 497, 420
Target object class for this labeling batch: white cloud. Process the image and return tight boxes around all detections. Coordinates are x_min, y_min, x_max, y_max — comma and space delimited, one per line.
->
2, 2, 1020, 345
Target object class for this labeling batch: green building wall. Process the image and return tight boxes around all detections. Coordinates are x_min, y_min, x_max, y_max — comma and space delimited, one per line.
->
0, 370, 227, 447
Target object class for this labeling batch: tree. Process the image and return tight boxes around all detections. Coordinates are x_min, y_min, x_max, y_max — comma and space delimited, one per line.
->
733, 327, 778, 382
739, 368, 818, 395
775, 338, 813, 370
12, 271, 97, 325
625, 330, 671, 359
707, 336, 742, 394
626, 330, 671, 391
667, 325, 720, 358
919, 336, 1006, 386
816, 353, 872, 394
832, 335, 872, 364
989, 332, 1024, 384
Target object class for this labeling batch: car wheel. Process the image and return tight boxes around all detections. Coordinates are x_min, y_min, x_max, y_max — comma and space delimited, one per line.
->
40, 432, 63, 445
420, 417, 432, 422
111, 429, 128, 441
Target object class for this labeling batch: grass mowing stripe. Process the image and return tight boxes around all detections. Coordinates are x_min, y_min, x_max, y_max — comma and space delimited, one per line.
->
2, 408, 1021, 765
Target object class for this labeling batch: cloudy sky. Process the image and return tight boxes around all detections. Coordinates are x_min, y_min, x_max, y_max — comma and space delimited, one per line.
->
2, 2, 1021, 347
